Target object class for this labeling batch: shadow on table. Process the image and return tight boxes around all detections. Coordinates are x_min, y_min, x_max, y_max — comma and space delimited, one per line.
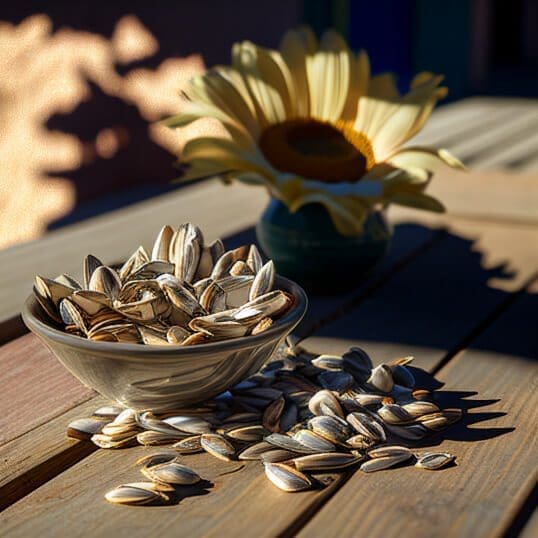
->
221, 222, 538, 362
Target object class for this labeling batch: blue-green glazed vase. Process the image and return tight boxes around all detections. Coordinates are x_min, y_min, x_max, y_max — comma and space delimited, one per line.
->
256, 199, 392, 293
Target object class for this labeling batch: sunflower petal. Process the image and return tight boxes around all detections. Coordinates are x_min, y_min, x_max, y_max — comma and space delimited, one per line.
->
368, 73, 399, 99
342, 49, 370, 121
388, 192, 445, 212
288, 192, 367, 236
388, 147, 466, 172
182, 137, 276, 181
279, 27, 317, 117
232, 41, 287, 125
306, 30, 352, 122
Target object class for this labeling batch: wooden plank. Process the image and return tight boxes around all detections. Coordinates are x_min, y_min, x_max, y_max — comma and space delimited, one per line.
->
388, 209, 538, 293
473, 128, 538, 171
0, 333, 95, 446
446, 108, 538, 165
416, 168, 538, 225
413, 98, 537, 149
297, 292, 538, 538
0, 223, 440, 511
2, 216, 536, 535
0, 179, 267, 328
302, 217, 538, 366
0, 396, 106, 511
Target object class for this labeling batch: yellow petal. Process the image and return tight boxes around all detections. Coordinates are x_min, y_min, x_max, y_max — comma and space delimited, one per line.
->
199, 71, 261, 138
288, 192, 367, 236
232, 41, 287, 125
387, 147, 466, 171
342, 49, 370, 121
306, 30, 352, 121
279, 28, 315, 117
166, 100, 254, 149
368, 73, 399, 99
182, 137, 276, 181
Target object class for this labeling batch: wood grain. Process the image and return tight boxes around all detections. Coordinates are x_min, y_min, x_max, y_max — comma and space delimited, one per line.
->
297, 293, 538, 538
2, 230, 536, 536
0, 333, 95, 446
0, 396, 106, 510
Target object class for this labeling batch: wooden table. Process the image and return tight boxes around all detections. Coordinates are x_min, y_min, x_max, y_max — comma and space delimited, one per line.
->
0, 97, 537, 537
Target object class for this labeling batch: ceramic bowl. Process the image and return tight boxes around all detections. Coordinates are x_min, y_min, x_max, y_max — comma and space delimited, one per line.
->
22, 276, 307, 412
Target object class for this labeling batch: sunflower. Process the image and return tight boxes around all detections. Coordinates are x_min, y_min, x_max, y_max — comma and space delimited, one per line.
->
166, 27, 465, 235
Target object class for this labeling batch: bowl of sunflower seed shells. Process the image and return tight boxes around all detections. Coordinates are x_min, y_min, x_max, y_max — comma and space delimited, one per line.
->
22, 223, 307, 412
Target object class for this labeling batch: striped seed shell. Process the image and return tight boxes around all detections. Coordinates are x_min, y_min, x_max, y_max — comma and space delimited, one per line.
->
142, 461, 200, 485
93, 405, 124, 419
264, 462, 312, 492
163, 416, 212, 434
135, 452, 177, 468
367, 364, 394, 393
415, 452, 456, 470
402, 401, 440, 417
318, 371, 354, 393
293, 429, 337, 452
238, 441, 275, 460
84, 254, 104, 288
200, 433, 236, 461
104, 483, 169, 505
91, 433, 138, 449
249, 260, 275, 301
342, 347, 373, 381
171, 223, 203, 283
263, 395, 286, 433
308, 390, 344, 419
377, 404, 414, 424
390, 364, 415, 388
225, 425, 268, 442
173, 435, 203, 454
311, 355, 344, 371
67, 418, 109, 440
367, 445, 412, 459
308, 415, 351, 443
293, 453, 361, 472
247, 244, 263, 273
264, 433, 319, 454
360, 453, 412, 473
346, 434, 376, 450
261, 449, 299, 463
166, 325, 190, 344
136, 430, 186, 446
346, 412, 386, 442
89, 266, 121, 300
151, 225, 174, 261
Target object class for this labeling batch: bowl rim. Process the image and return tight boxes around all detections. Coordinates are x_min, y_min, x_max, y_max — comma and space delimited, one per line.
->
22, 275, 308, 356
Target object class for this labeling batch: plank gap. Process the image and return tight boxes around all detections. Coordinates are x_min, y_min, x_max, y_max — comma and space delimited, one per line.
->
0, 441, 97, 512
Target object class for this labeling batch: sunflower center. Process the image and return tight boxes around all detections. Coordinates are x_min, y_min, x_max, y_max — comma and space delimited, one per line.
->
259, 118, 375, 183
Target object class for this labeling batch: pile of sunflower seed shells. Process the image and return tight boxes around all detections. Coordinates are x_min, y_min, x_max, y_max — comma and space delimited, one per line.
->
33, 223, 292, 345
67, 343, 460, 504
